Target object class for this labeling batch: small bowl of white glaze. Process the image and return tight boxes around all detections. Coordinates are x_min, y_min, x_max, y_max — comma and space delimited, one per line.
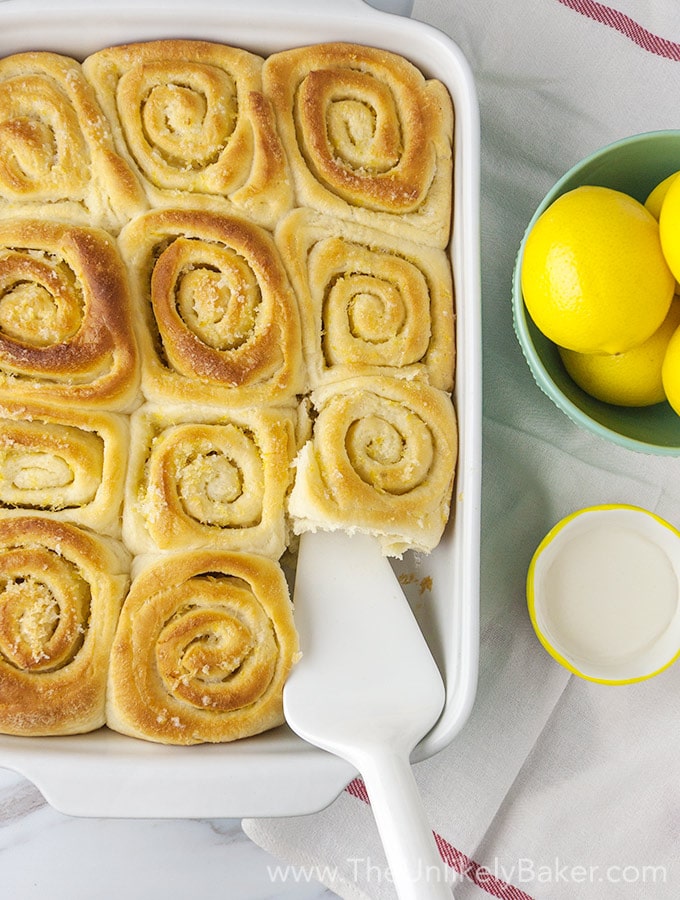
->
527, 505, 680, 684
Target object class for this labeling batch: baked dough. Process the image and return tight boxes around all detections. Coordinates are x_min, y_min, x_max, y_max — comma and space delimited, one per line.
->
276, 207, 454, 390
0, 51, 146, 232
0, 516, 130, 736
288, 376, 457, 556
106, 550, 299, 745
262, 42, 454, 248
122, 403, 297, 558
0, 38, 458, 744
0, 219, 140, 411
118, 208, 304, 407
0, 403, 128, 537
82, 40, 293, 231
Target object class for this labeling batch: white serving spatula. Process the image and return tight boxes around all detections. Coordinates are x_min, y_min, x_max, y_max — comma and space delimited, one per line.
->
284, 529, 454, 899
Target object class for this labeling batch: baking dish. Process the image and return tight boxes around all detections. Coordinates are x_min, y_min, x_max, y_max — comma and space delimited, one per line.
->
0, 0, 481, 818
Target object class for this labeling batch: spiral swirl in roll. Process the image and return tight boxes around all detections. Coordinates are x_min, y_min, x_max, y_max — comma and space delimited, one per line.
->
276, 208, 454, 390
123, 404, 296, 557
0, 404, 127, 536
262, 42, 454, 247
118, 208, 303, 407
289, 376, 457, 556
82, 40, 292, 230
106, 550, 299, 745
0, 220, 140, 411
0, 52, 146, 231
0, 516, 130, 736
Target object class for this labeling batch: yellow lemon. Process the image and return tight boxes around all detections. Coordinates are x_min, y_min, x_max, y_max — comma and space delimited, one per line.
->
661, 316, 680, 416
646, 171, 680, 294
521, 185, 675, 354
560, 297, 680, 407
645, 170, 680, 219
659, 173, 680, 283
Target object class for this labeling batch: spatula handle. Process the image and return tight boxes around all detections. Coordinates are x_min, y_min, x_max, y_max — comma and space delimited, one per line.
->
359, 747, 455, 899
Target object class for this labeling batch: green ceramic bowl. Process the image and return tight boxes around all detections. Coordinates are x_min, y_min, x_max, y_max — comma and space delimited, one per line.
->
512, 130, 680, 455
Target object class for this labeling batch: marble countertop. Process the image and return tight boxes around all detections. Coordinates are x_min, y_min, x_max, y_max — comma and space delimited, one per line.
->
0, 768, 336, 899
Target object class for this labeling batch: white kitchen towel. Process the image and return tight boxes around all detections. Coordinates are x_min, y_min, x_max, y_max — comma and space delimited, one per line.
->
244, 2, 680, 897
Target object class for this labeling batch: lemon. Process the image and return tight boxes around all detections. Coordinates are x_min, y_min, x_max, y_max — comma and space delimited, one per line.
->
521, 185, 675, 354
560, 297, 680, 407
645, 170, 680, 219
647, 171, 680, 294
659, 174, 680, 283
661, 316, 680, 415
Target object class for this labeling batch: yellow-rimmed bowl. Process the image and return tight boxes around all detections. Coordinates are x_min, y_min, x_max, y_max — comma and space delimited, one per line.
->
513, 130, 680, 455
527, 505, 680, 684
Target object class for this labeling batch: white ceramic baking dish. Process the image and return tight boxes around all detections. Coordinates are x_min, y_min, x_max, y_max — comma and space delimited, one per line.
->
0, 0, 481, 818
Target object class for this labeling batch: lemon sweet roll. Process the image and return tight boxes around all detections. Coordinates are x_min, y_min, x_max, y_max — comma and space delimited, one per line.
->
0, 52, 146, 232
0, 404, 127, 537
123, 403, 297, 558
118, 207, 304, 408
276, 208, 455, 391
106, 550, 299, 745
289, 376, 458, 557
262, 42, 454, 249
0, 219, 140, 411
82, 40, 293, 231
0, 516, 130, 736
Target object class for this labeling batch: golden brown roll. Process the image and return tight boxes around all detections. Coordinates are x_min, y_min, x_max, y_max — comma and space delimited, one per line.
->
118, 208, 304, 407
82, 40, 293, 231
0, 51, 146, 232
122, 403, 297, 558
0, 219, 140, 411
276, 207, 454, 391
289, 376, 457, 556
0, 403, 128, 537
107, 550, 299, 745
262, 42, 454, 248
0, 516, 130, 736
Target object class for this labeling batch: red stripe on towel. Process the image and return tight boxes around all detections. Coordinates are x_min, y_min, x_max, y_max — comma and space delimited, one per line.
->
556, 0, 680, 60
345, 777, 371, 803
344, 778, 536, 900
